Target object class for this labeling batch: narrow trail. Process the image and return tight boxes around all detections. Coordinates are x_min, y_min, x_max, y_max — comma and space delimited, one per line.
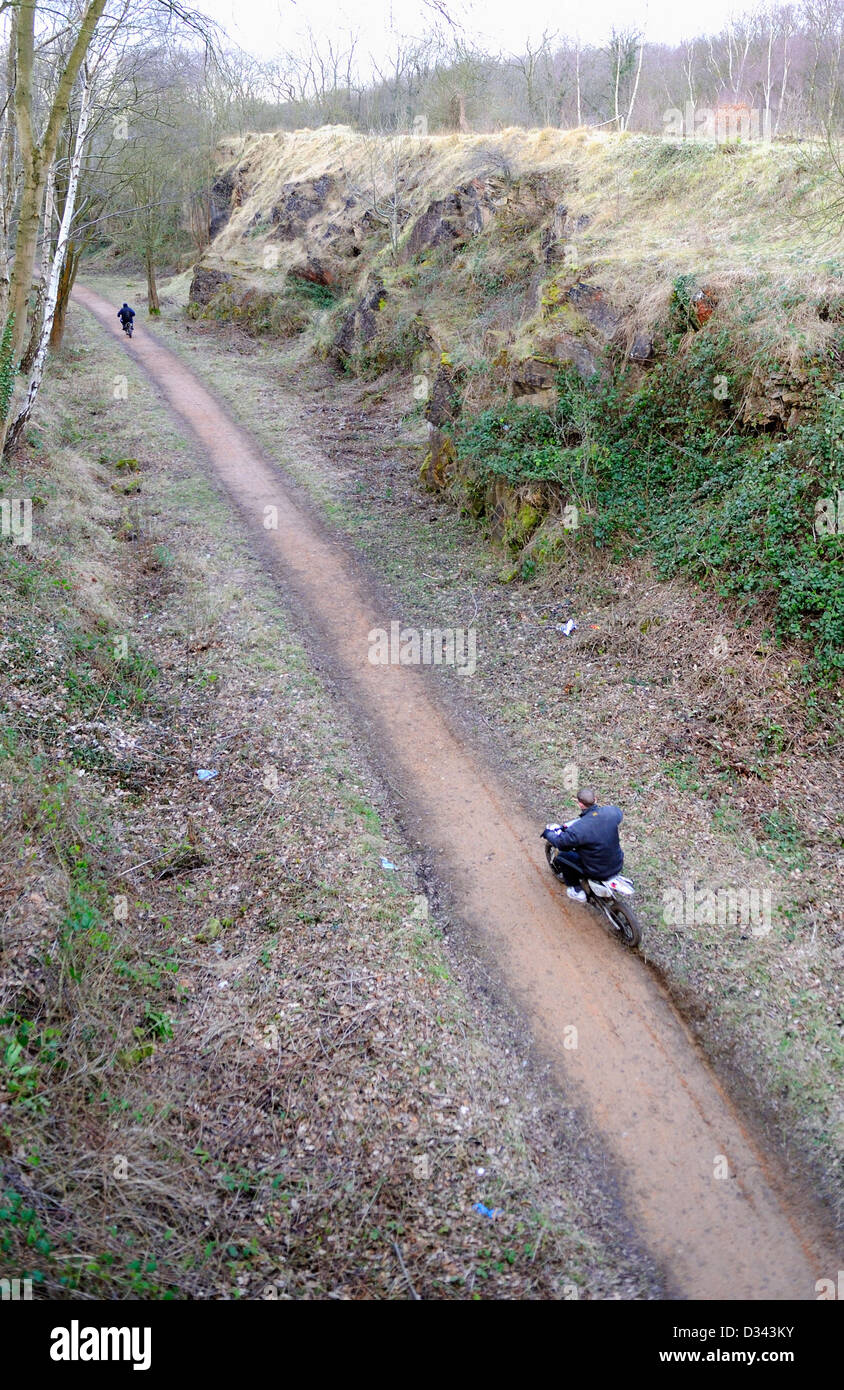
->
75, 285, 838, 1300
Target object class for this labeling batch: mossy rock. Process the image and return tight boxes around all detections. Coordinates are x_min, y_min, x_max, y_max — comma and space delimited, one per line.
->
504, 500, 542, 550
118, 1043, 155, 1068
517, 501, 542, 531
497, 563, 519, 583
420, 431, 456, 490
521, 515, 567, 565
453, 471, 487, 519
196, 916, 222, 944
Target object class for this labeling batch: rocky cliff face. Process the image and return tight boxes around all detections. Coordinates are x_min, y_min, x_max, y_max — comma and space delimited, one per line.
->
183, 127, 842, 683
195, 136, 632, 402
190, 127, 839, 515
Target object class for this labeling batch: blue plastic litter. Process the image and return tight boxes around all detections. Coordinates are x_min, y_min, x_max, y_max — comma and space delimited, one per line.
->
196, 769, 218, 781
380, 858, 396, 870
472, 1203, 501, 1220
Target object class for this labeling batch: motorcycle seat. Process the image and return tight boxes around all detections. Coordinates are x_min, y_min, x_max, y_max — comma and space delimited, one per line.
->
588, 875, 635, 897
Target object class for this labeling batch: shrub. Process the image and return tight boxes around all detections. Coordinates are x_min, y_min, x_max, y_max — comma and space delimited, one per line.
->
456, 337, 844, 683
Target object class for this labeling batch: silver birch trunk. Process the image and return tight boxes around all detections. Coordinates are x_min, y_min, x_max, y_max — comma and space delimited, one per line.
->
6, 73, 92, 451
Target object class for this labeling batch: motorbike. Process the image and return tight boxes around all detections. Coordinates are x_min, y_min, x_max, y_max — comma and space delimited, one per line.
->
121, 317, 134, 338
542, 823, 642, 947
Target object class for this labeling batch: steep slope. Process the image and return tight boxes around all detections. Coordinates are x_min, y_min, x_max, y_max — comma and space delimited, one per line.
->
192, 125, 844, 683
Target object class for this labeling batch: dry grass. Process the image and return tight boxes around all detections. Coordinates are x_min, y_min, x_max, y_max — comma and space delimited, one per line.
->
214, 124, 842, 277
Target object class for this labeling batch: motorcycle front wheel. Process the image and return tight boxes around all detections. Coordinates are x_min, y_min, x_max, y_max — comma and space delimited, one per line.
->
544, 842, 567, 879
601, 898, 641, 948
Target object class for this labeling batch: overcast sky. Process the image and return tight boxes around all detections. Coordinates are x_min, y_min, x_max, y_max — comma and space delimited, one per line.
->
194, 0, 758, 66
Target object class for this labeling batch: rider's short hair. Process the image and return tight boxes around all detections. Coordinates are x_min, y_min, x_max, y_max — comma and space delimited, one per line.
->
577, 787, 596, 807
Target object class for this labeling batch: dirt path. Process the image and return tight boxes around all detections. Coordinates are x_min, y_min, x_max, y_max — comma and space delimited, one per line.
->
74, 285, 837, 1300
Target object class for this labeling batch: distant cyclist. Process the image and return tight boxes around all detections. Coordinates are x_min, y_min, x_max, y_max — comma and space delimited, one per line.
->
117, 303, 135, 336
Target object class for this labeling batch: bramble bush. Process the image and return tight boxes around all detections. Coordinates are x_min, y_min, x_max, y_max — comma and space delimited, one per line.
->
456, 333, 844, 683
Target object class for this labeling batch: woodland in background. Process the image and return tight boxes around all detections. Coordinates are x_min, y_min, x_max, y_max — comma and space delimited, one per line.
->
258, 3, 844, 139
2, 0, 844, 456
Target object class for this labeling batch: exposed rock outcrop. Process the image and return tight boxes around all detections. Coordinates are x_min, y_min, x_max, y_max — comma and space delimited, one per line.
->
509, 330, 600, 401
333, 278, 386, 362
424, 362, 465, 428
741, 368, 811, 431
690, 288, 717, 327
316, 208, 380, 259
566, 282, 620, 339
270, 175, 338, 240
209, 170, 240, 238
288, 255, 340, 288
629, 332, 654, 363
404, 179, 499, 259
541, 207, 591, 266
188, 266, 234, 308
420, 428, 456, 489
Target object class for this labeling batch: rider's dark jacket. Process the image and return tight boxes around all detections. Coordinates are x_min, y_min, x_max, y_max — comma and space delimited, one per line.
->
543, 804, 624, 879
117, 306, 135, 323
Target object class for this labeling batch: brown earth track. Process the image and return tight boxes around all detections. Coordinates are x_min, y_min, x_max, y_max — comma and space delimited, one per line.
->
74, 284, 839, 1300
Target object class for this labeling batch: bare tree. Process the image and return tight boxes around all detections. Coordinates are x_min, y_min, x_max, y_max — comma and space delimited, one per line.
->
353, 125, 413, 260
6, 64, 92, 450
7, 0, 109, 369
510, 30, 557, 125
607, 28, 644, 130
2, 0, 219, 455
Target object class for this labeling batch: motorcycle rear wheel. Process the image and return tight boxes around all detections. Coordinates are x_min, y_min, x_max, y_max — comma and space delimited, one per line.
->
601, 898, 641, 948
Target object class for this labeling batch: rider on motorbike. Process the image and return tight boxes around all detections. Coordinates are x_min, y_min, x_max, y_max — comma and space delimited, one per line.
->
117, 303, 135, 331
541, 787, 624, 903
